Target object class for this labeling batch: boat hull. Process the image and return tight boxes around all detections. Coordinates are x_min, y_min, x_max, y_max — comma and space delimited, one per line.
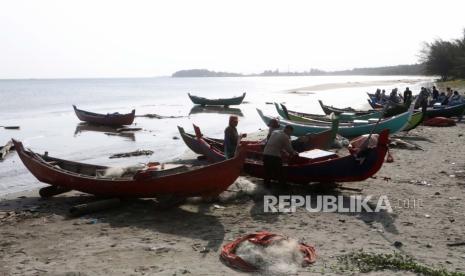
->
197, 130, 390, 184
188, 93, 246, 106
73, 105, 135, 126
13, 140, 245, 198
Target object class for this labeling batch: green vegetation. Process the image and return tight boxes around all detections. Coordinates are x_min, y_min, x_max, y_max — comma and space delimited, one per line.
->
172, 69, 242, 77
422, 29, 465, 81
172, 64, 425, 78
336, 251, 464, 276
436, 79, 465, 91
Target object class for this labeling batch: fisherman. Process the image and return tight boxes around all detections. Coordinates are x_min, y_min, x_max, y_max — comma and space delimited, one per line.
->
417, 87, 429, 111
448, 91, 463, 106
381, 90, 386, 103
438, 92, 447, 105
266, 118, 280, 141
262, 125, 298, 187
432, 86, 439, 100
374, 89, 381, 102
389, 88, 400, 103
403, 87, 412, 106
224, 115, 245, 159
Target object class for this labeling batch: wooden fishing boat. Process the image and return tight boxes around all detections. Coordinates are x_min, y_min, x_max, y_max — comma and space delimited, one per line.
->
402, 111, 424, 132
196, 130, 390, 183
178, 121, 338, 155
318, 100, 376, 116
12, 139, 246, 198
73, 105, 135, 126
275, 103, 382, 123
257, 105, 412, 138
188, 92, 246, 106
368, 98, 465, 119
425, 102, 465, 118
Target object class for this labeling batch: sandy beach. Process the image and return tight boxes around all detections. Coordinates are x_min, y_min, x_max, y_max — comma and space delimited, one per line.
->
1, 120, 465, 275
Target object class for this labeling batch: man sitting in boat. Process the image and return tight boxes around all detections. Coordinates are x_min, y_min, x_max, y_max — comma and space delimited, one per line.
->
448, 91, 464, 106
374, 89, 381, 102
224, 116, 245, 159
262, 125, 298, 187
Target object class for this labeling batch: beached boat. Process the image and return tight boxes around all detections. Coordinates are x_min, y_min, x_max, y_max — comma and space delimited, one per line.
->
275, 103, 382, 123
402, 111, 424, 132
73, 105, 135, 126
196, 130, 390, 184
12, 139, 246, 198
320, 99, 407, 118
188, 92, 246, 106
318, 100, 376, 116
425, 102, 465, 118
178, 122, 338, 154
257, 105, 412, 138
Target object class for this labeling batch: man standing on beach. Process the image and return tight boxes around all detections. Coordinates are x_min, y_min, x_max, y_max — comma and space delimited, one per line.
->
262, 125, 298, 187
224, 116, 244, 159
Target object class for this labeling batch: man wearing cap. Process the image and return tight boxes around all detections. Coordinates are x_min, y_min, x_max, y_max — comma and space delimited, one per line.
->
224, 115, 244, 159
262, 125, 298, 187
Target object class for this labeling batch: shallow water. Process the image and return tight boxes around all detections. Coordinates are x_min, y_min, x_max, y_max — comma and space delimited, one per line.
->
0, 75, 433, 195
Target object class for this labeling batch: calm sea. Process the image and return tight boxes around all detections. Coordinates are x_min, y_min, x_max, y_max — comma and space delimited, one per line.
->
0, 75, 433, 195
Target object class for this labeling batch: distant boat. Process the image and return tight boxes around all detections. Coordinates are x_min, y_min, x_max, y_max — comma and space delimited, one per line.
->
73, 105, 135, 126
188, 92, 246, 106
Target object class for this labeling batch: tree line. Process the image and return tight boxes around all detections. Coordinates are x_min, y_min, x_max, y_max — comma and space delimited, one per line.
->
422, 29, 465, 81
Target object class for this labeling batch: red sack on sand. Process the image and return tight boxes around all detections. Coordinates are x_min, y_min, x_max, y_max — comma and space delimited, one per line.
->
220, 231, 316, 272
423, 117, 456, 127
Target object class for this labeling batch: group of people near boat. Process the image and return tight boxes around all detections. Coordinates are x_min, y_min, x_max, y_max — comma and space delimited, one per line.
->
224, 115, 296, 187
374, 86, 464, 108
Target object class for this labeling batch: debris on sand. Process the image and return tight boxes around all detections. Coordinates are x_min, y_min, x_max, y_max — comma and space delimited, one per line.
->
109, 150, 154, 159
221, 232, 316, 274
389, 138, 423, 150
0, 140, 15, 161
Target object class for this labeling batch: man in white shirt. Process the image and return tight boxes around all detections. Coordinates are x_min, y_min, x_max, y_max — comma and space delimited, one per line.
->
262, 125, 298, 187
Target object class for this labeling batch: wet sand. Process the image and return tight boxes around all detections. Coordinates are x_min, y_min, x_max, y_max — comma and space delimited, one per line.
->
1, 122, 465, 275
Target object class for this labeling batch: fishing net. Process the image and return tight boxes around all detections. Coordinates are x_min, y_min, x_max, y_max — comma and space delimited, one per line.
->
220, 231, 316, 273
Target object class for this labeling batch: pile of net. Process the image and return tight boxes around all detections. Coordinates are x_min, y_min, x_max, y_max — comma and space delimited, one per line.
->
423, 117, 456, 127
220, 231, 316, 274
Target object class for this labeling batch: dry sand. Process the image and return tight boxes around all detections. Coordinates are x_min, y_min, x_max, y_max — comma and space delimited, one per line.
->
1, 123, 465, 275
285, 78, 429, 94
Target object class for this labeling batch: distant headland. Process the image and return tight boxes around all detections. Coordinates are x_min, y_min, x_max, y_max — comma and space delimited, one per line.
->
172, 64, 425, 77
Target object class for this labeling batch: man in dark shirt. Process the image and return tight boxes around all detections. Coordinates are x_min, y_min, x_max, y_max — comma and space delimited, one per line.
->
224, 116, 241, 159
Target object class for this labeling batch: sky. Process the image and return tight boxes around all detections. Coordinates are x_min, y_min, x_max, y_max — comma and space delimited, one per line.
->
0, 0, 464, 79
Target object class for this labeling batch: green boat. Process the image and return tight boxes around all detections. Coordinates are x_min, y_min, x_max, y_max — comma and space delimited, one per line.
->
402, 111, 424, 132
188, 92, 246, 106
257, 104, 413, 138
275, 103, 382, 123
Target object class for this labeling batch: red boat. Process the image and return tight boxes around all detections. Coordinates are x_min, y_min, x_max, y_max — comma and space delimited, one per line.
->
12, 140, 246, 198
194, 130, 390, 184
73, 105, 135, 126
